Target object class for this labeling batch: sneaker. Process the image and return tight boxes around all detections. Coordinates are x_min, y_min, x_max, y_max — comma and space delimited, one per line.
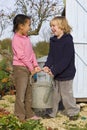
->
69, 113, 79, 121
42, 114, 53, 119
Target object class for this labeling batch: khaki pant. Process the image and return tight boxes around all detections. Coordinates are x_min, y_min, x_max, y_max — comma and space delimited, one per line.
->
13, 66, 34, 120
50, 80, 80, 117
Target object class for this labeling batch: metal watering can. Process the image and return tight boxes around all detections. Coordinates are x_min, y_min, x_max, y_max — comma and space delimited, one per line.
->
31, 71, 53, 109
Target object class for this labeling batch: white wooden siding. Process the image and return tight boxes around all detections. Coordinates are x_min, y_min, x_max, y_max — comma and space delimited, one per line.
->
66, 0, 87, 43
73, 44, 87, 98
66, 0, 87, 98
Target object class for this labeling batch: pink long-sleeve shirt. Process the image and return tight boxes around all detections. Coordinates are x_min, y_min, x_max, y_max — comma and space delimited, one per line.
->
12, 33, 38, 72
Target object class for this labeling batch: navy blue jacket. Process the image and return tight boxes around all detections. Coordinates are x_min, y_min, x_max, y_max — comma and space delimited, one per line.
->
44, 34, 76, 81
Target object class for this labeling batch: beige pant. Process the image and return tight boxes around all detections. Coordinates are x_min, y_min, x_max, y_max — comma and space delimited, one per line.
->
13, 66, 34, 120
50, 80, 80, 117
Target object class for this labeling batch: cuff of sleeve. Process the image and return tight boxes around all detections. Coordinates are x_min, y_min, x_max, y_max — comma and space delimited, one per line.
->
34, 63, 39, 68
51, 68, 56, 77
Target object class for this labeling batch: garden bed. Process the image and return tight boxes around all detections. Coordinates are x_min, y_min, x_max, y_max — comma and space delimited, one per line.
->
0, 95, 87, 130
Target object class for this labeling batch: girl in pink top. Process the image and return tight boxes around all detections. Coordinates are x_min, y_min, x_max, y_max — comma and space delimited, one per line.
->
12, 14, 41, 121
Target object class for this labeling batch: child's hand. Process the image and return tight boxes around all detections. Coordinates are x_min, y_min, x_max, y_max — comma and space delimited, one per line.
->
48, 71, 54, 77
43, 66, 50, 73
31, 69, 36, 76
31, 67, 41, 76
43, 66, 54, 77
35, 66, 41, 73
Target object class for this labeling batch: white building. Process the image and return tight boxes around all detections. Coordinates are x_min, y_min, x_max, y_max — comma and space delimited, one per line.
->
66, 0, 87, 99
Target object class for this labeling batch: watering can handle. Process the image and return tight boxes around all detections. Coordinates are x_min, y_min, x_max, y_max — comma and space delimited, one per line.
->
30, 70, 54, 86
30, 71, 41, 85
30, 71, 44, 86
30, 74, 37, 86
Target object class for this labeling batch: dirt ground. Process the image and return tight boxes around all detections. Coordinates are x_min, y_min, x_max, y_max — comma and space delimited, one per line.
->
0, 95, 87, 130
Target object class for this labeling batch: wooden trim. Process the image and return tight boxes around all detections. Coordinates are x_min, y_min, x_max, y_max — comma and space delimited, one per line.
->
76, 98, 87, 103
